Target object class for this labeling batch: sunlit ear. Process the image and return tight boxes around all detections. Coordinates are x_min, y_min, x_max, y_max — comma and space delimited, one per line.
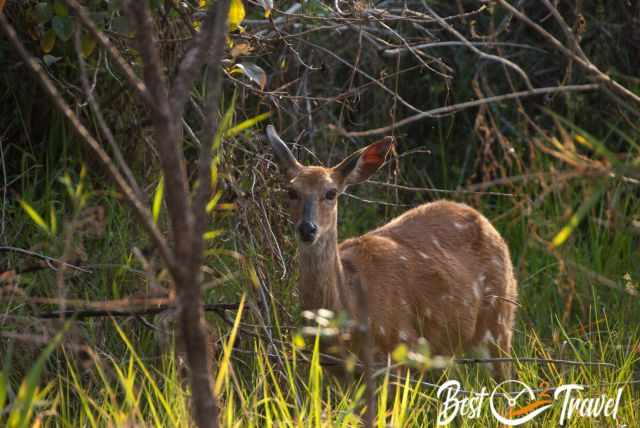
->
332, 136, 395, 191
266, 125, 303, 179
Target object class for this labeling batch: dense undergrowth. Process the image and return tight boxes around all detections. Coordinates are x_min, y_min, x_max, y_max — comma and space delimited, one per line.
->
1, 0, 639, 426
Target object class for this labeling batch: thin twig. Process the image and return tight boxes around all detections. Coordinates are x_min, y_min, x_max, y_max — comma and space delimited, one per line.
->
383, 41, 546, 56
0, 246, 91, 273
367, 180, 514, 197
421, 2, 533, 89
74, 28, 143, 200
455, 356, 617, 368
495, 0, 640, 107
35, 303, 240, 320
333, 84, 599, 137
63, 0, 154, 107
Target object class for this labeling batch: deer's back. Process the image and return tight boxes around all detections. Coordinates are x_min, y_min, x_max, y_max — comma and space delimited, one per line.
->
338, 200, 517, 356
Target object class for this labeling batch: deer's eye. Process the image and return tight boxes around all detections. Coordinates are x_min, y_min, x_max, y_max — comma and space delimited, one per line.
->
287, 188, 299, 200
325, 189, 337, 200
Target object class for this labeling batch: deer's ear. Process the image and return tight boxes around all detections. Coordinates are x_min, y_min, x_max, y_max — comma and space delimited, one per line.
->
332, 137, 395, 190
266, 125, 303, 179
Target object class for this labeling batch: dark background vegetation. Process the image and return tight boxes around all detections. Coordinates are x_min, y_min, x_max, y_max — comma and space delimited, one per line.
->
1, 0, 639, 426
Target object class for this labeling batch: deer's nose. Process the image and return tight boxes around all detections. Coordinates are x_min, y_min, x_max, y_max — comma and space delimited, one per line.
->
298, 221, 318, 242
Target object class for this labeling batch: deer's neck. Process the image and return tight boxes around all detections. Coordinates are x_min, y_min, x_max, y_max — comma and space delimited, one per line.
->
298, 227, 345, 311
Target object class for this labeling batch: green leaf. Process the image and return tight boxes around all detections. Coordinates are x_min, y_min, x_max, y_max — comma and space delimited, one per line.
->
258, 0, 273, 17
18, 199, 50, 234
228, 0, 245, 32
225, 111, 272, 138
212, 95, 237, 152
40, 29, 56, 54
34, 2, 53, 24
206, 189, 224, 214
203, 229, 224, 241
52, 15, 73, 42
293, 334, 305, 349
232, 63, 267, 90
42, 54, 62, 66
215, 294, 246, 395
49, 204, 57, 235
53, 0, 69, 17
81, 34, 97, 58
210, 162, 218, 189
152, 176, 164, 224
392, 343, 408, 363
0, 371, 7, 419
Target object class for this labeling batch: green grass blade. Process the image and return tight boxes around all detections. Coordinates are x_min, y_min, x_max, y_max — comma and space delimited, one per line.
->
152, 176, 164, 224
550, 184, 606, 249
7, 322, 69, 428
224, 111, 272, 138
215, 293, 246, 395
18, 199, 50, 235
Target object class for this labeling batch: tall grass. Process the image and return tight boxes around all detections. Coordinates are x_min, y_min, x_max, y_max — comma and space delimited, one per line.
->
2, 1, 639, 426
2, 116, 639, 426
3, 313, 637, 427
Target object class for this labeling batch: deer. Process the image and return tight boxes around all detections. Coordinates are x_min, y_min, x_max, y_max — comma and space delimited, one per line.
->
266, 125, 518, 379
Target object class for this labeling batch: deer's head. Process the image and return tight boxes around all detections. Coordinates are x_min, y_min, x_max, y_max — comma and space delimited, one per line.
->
266, 125, 394, 245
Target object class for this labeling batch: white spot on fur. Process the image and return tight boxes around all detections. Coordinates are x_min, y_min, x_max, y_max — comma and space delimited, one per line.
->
399, 330, 409, 341
379, 326, 385, 336
497, 314, 504, 326
418, 251, 431, 260
399, 256, 408, 261
483, 330, 497, 345
478, 273, 486, 284
317, 308, 334, 319
425, 307, 432, 318
473, 281, 481, 299
401, 299, 408, 306
454, 222, 466, 230
432, 238, 441, 248
492, 257, 503, 269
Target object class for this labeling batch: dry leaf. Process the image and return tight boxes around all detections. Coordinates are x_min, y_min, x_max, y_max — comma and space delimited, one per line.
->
230, 42, 253, 58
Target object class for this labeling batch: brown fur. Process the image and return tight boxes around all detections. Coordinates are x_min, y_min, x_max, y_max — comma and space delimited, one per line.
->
270, 131, 518, 378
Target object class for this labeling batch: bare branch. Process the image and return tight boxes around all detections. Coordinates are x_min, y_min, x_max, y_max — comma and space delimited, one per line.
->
495, 0, 640, 107
63, 0, 154, 107
74, 28, 143, 200
540, 0, 588, 62
193, 0, 231, 253
171, 0, 230, 117
333, 84, 599, 138
0, 246, 91, 273
300, 39, 426, 114
124, 2, 230, 427
383, 41, 546, 57
125, 0, 193, 271
35, 303, 240, 320
421, 2, 533, 89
